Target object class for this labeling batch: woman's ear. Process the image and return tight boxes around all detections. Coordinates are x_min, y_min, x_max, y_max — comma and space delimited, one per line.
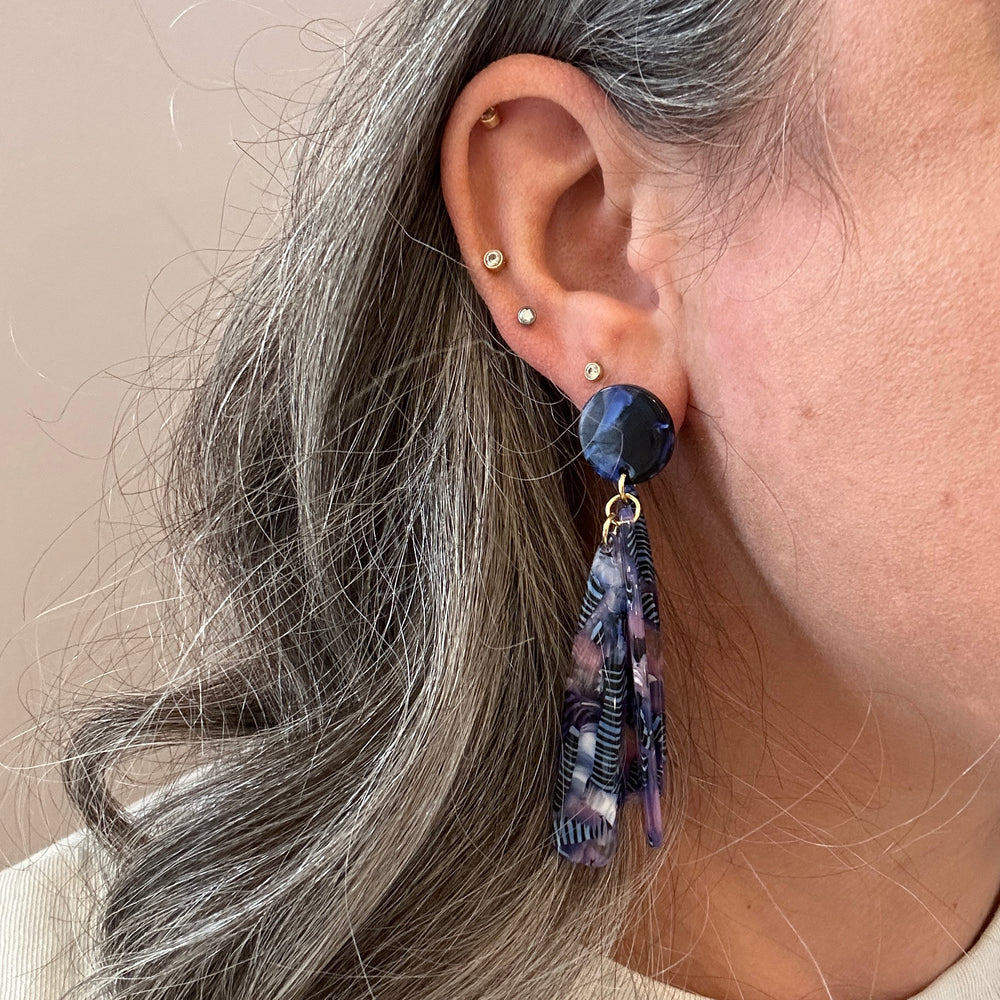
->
440, 54, 689, 421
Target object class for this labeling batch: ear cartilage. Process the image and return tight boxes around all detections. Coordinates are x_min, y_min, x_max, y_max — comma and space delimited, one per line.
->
483, 249, 506, 272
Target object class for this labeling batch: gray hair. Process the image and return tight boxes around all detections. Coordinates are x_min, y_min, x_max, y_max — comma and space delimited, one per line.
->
62, 1, 818, 997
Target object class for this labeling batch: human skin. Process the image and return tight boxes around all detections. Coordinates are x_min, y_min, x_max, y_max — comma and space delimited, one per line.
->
441, 0, 1000, 996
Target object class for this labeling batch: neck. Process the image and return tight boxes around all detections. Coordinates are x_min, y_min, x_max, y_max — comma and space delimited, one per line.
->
613, 479, 1000, 1000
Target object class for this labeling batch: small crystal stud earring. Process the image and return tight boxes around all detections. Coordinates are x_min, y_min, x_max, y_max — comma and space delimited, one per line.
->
483, 249, 505, 272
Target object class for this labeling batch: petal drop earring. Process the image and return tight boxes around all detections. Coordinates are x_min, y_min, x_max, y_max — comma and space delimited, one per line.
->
552, 384, 675, 866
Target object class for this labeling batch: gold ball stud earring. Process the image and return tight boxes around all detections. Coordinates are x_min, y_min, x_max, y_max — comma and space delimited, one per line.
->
517, 307, 536, 326
480, 106, 501, 130
483, 249, 506, 272
584, 362, 603, 382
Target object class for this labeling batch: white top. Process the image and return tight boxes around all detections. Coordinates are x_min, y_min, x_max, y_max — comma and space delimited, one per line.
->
2, 827, 999, 999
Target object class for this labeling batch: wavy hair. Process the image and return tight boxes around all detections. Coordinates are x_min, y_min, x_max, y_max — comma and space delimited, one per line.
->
62, 1, 820, 997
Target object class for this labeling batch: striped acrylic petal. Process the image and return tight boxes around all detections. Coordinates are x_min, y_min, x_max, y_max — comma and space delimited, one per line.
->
619, 511, 664, 848
552, 538, 629, 867
632, 513, 666, 796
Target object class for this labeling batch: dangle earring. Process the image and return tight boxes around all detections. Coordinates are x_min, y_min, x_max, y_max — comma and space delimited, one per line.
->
552, 384, 675, 867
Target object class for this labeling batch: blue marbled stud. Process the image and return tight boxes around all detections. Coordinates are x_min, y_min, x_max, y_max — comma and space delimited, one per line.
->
579, 384, 675, 484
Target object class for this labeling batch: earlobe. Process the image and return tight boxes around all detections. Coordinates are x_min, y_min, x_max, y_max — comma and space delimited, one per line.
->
440, 55, 689, 423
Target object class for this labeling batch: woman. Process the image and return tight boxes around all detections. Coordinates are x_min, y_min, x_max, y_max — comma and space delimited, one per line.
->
3, 0, 999, 997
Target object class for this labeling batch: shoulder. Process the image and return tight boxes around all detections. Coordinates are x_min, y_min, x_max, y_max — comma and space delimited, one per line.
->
0, 826, 106, 999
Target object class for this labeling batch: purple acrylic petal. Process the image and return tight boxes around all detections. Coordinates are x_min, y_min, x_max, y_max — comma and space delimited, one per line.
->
553, 540, 629, 867
618, 511, 663, 848
632, 514, 666, 795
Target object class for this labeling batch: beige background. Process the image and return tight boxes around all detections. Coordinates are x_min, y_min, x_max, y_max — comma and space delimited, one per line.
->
1, 0, 379, 866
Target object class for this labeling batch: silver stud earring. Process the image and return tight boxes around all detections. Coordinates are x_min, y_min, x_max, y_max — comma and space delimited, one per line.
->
517, 307, 536, 326
584, 362, 603, 382
483, 249, 505, 272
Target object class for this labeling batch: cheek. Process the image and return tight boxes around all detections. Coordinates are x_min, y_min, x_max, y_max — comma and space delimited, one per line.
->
675, 0, 1000, 729
688, 188, 1000, 722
